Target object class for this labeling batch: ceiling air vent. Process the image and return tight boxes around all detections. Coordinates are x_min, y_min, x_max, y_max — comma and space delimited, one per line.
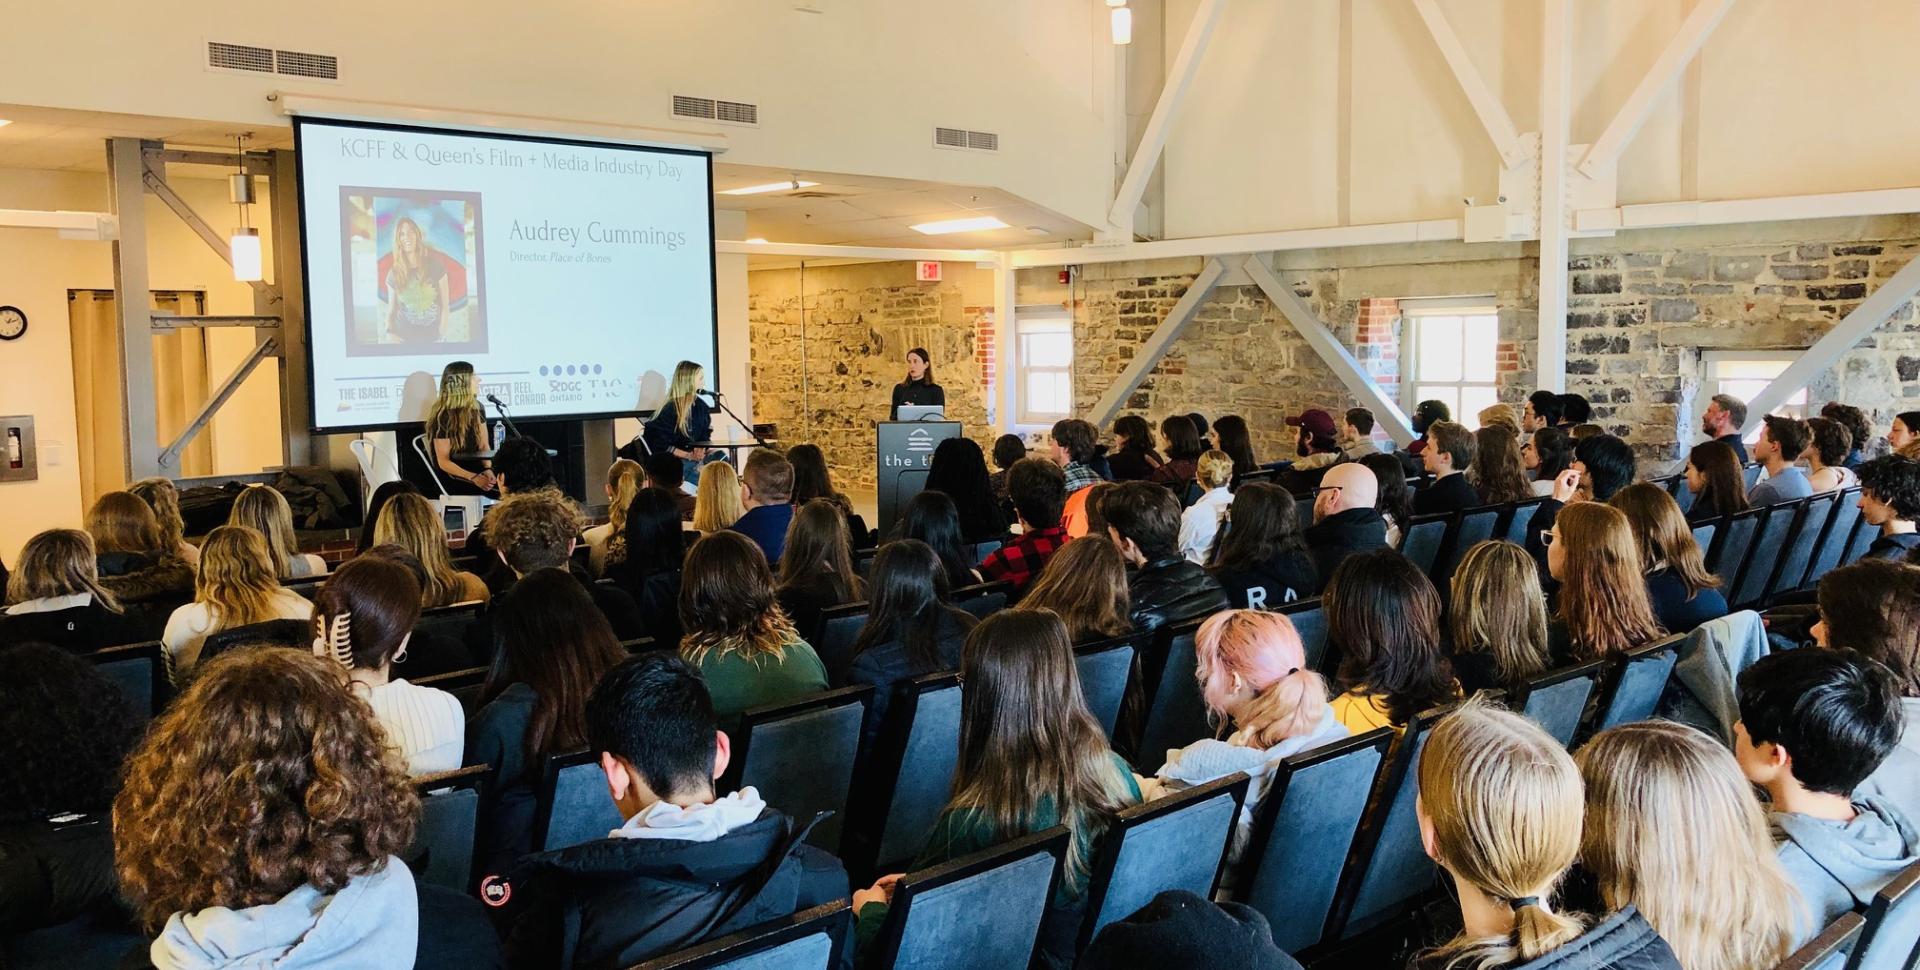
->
934, 126, 999, 153
207, 41, 339, 81
275, 49, 339, 80
207, 41, 274, 74
672, 95, 759, 127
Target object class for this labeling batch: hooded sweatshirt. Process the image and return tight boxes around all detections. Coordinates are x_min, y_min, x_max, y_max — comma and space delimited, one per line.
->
149, 856, 417, 970
1772, 795, 1920, 939
1154, 706, 1351, 873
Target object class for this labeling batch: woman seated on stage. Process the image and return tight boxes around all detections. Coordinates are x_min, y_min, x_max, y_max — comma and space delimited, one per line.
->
642, 360, 717, 485
420, 361, 495, 496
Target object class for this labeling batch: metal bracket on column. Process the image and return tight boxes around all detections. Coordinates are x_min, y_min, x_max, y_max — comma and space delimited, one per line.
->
158, 336, 280, 470
1242, 255, 1416, 444
1740, 255, 1920, 436
149, 312, 282, 330
1086, 257, 1230, 428
139, 161, 282, 307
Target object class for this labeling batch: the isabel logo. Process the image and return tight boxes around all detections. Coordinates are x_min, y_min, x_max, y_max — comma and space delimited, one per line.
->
907, 428, 934, 453
480, 874, 512, 908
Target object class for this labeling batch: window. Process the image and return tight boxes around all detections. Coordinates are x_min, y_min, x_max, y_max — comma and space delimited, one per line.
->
1401, 298, 1499, 429
1698, 352, 1807, 441
1015, 308, 1073, 425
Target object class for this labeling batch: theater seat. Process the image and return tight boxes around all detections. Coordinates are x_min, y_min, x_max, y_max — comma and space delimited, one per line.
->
848, 672, 964, 875
533, 749, 624, 852
722, 685, 872, 853
1076, 773, 1249, 949
862, 828, 1069, 970
1330, 702, 1459, 940
628, 901, 851, 970
1591, 633, 1685, 734
1074, 632, 1146, 740
1515, 660, 1608, 747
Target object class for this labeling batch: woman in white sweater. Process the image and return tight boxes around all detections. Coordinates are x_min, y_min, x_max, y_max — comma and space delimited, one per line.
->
162, 526, 313, 669
311, 555, 464, 775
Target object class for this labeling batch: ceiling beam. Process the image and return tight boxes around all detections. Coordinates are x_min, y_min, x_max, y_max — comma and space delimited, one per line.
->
1576, 0, 1736, 179
1537, 0, 1573, 394
716, 240, 993, 262
1242, 255, 1416, 444
1409, 0, 1527, 168
1740, 255, 1920, 437
1086, 256, 1230, 428
1105, 0, 1228, 235
1009, 218, 1463, 267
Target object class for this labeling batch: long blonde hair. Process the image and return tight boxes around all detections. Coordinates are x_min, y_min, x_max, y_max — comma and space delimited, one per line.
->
1419, 700, 1588, 970
86, 491, 165, 557
372, 493, 469, 607
693, 461, 744, 532
8, 529, 121, 611
194, 526, 283, 632
603, 459, 644, 569
1449, 541, 1552, 693
129, 478, 187, 556
1195, 609, 1328, 748
425, 361, 483, 452
389, 216, 432, 285
228, 485, 302, 577
1576, 721, 1801, 970
1553, 503, 1665, 660
666, 361, 704, 434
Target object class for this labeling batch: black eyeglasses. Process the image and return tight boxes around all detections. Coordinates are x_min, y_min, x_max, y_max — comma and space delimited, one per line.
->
1313, 485, 1343, 496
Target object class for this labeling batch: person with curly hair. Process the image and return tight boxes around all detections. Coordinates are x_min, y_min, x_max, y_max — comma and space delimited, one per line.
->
113, 647, 423, 964
472, 488, 645, 643
1855, 455, 1920, 559
0, 642, 144, 942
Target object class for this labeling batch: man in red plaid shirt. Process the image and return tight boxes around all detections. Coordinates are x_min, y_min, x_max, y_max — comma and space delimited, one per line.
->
979, 457, 1068, 592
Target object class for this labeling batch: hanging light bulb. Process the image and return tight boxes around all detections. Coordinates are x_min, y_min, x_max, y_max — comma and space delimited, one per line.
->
229, 133, 262, 282
1110, 5, 1133, 45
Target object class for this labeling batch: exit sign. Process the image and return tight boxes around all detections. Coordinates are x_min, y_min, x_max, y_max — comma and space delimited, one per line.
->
916, 261, 942, 282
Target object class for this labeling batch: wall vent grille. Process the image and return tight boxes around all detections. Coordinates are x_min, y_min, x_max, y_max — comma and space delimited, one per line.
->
274, 49, 339, 80
207, 41, 274, 73
934, 127, 999, 152
672, 95, 759, 126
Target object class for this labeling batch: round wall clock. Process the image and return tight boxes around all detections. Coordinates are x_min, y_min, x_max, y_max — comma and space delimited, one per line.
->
0, 306, 26, 341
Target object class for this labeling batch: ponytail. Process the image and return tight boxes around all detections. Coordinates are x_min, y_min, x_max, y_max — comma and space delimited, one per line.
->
603, 459, 643, 569
1511, 898, 1584, 963
1228, 667, 1329, 749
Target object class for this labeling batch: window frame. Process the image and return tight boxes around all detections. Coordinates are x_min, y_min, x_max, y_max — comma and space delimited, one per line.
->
1398, 297, 1500, 429
1014, 306, 1074, 427
1697, 350, 1809, 442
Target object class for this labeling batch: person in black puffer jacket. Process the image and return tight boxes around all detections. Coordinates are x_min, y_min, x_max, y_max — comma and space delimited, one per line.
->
1303, 463, 1391, 582
1103, 482, 1229, 633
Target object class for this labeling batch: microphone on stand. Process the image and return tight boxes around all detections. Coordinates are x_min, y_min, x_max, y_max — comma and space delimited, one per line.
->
484, 393, 525, 442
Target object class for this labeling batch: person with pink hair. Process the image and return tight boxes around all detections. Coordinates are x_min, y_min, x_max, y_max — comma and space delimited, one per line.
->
1145, 609, 1349, 871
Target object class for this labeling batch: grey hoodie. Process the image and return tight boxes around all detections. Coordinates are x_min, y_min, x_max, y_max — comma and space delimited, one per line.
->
148, 856, 417, 969
1772, 795, 1920, 938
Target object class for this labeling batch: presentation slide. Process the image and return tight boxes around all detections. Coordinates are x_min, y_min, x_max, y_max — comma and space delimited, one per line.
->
294, 117, 716, 431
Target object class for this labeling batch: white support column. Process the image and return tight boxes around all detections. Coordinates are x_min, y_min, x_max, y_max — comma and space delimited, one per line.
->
1740, 256, 1920, 436
108, 138, 162, 482
1242, 256, 1416, 444
1086, 257, 1229, 428
1409, 0, 1526, 168
1537, 0, 1572, 394
1577, 0, 1736, 179
991, 254, 1018, 432
1105, 0, 1227, 235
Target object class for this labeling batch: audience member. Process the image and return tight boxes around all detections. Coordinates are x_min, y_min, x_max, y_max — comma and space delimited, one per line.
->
375, 492, 490, 606
1814, 559, 1920, 757
1149, 415, 1203, 487
1082, 480, 1118, 540
728, 450, 796, 566
494, 435, 557, 495
1748, 415, 1814, 506
312, 555, 463, 774
582, 458, 643, 577
1052, 418, 1106, 494
1341, 408, 1382, 461
1701, 393, 1751, 464
1526, 433, 1639, 562
503, 653, 846, 966
1, 529, 146, 651
852, 609, 1141, 967
1149, 611, 1347, 868
844, 539, 977, 750
357, 543, 474, 678
678, 531, 828, 721
1471, 425, 1533, 505
1306, 462, 1390, 580
1414, 700, 1683, 970
1608, 483, 1729, 634
1019, 536, 1134, 643
1186, 412, 1210, 441
1179, 450, 1235, 564
0, 642, 142, 939
1210, 414, 1260, 477
1414, 420, 1479, 514
1077, 890, 1304, 970
979, 457, 1068, 592
1891, 410, 1920, 458
1558, 391, 1595, 428
894, 489, 983, 590
1324, 549, 1457, 732
1577, 721, 1801, 970
1526, 426, 1574, 496
1821, 401, 1877, 468
228, 484, 328, 579
1405, 399, 1450, 456
1570, 422, 1606, 440
1545, 503, 1665, 661
692, 459, 745, 532
787, 443, 853, 516
1109, 414, 1164, 481
608, 487, 689, 643
1477, 402, 1521, 436
1524, 390, 1563, 433
86, 491, 194, 605
1803, 416, 1859, 493
1207, 482, 1318, 609
1686, 439, 1750, 523
1735, 649, 1920, 936
477, 488, 646, 640
989, 433, 1026, 506
129, 477, 199, 568
357, 479, 422, 554
775, 498, 864, 644
1854, 455, 1920, 558
1359, 452, 1412, 547
641, 451, 697, 520
925, 436, 1006, 541
1104, 481, 1229, 632
161, 525, 312, 669
1284, 408, 1343, 471
113, 649, 427, 964
1447, 541, 1555, 697
467, 569, 626, 878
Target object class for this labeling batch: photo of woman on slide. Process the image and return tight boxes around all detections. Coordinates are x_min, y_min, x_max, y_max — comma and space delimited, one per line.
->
339, 187, 488, 357
385, 216, 449, 343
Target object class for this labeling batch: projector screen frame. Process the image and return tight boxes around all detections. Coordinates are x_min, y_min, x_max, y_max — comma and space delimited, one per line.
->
290, 114, 720, 435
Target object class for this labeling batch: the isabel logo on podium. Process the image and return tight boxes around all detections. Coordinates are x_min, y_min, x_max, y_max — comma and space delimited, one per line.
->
907, 427, 935, 453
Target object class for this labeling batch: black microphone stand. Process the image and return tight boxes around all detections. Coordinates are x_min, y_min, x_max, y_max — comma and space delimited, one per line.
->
487, 396, 527, 441
703, 391, 771, 448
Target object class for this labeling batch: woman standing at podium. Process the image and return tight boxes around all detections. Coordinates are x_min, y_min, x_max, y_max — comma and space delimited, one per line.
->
643, 360, 715, 484
416, 360, 494, 496
889, 347, 945, 420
